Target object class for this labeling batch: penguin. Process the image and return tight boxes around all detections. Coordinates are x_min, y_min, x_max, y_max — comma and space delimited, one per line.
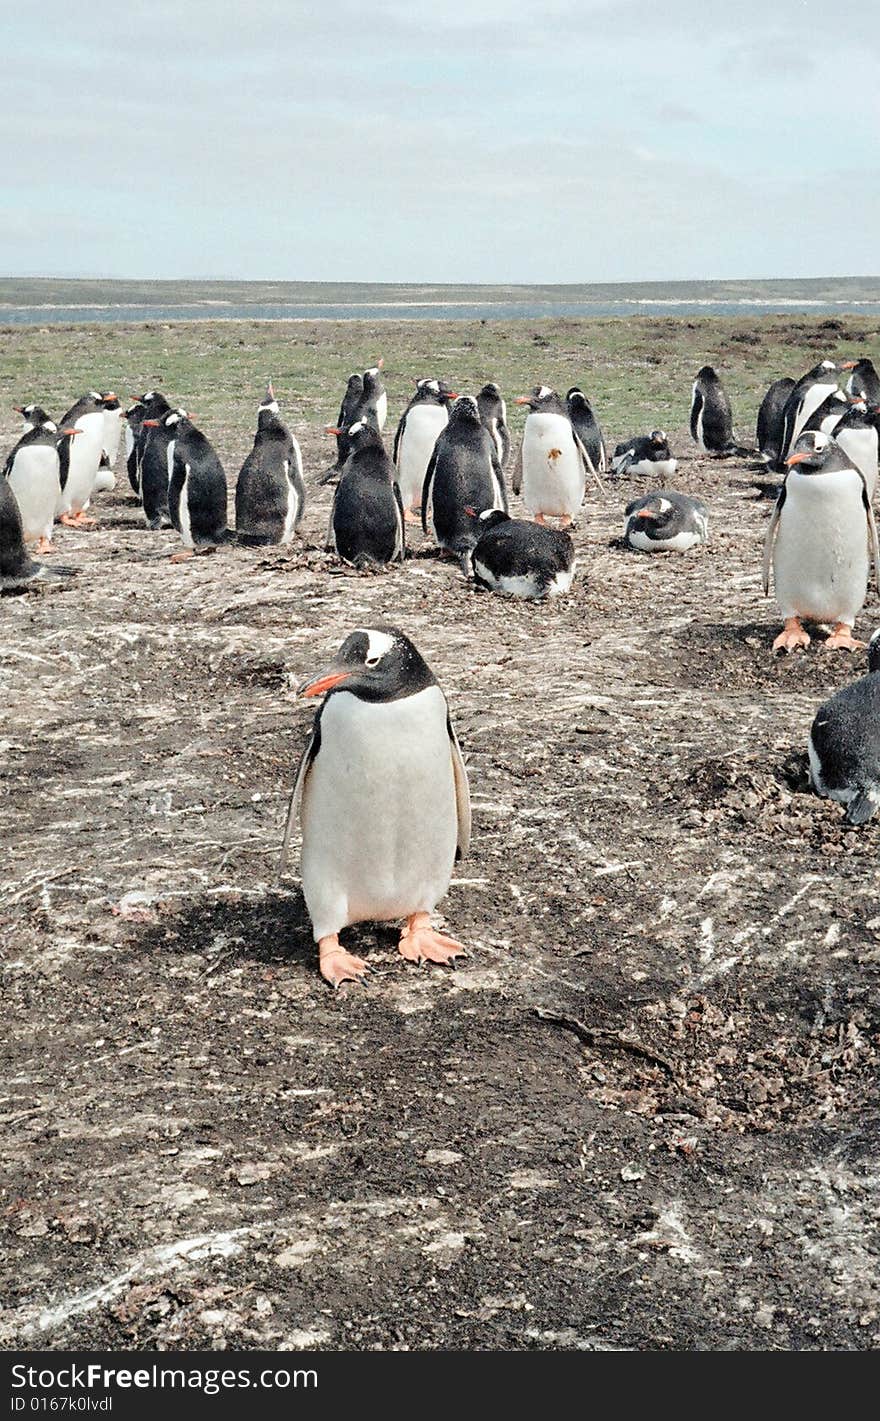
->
513, 385, 597, 526
95, 391, 124, 491
392, 378, 455, 521
842, 358, 880, 406
776, 359, 840, 470
2, 415, 71, 554
163, 410, 230, 560
467, 507, 576, 600
834, 401, 880, 500
321, 372, 364, 484
0, 475, 74, 590
689, 366, 747, 456
358, 363, 387, 432
326, 420, 404, 567
763, 429, 880, 653
54, 391, 107, 526
565, 388, 607, 474
14, 404, 54, 433
756, 378, 796, 467
278, 626, 470, 987
610, 430, 677, 481
801, 387, 848, 437
235, 381, 305, 545
422, 395, 507, 562
808, 627, 880, 824
129, 391, 172, 509
624, 492, 709, 552
477, 382, 511, 470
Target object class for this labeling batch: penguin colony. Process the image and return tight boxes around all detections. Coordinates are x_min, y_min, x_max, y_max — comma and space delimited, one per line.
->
5, 350, 880, 984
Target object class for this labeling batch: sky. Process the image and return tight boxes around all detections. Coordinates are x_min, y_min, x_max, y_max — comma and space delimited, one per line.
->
2, 0, 878, 283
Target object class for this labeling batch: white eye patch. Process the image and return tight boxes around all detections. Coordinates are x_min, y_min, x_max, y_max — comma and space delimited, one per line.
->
349, 420, 363, 435
538, 385, 552, 399
361, 629, 395, 663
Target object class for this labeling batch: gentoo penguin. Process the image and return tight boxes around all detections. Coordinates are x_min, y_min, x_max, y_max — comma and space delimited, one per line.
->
624, 492, 708, 552
321, 372, 364, 484
14, 403, 54, 433
565, 388, 606, 474
843, 358, 880, 406
756, 378, 796, 467
610, 430, 677, 481
689, 366, 746, 456
466, 508, 576, 600
278, 626, 470, 987
3, 415, 69, 554
834, 402, 880, 500
0, 475, 73, 590
235, 382, 305, 545
801, 387, 848, 437
95, 391, 124, 491
477, 382, 511, 470
54, 391, 107, 526
359, 363, 387, 431
422, 395, 506, 562
130, 391, 172, 512
776, 359, 840, 470
808, 628, 880, 824
393, 379, 455, 521
763, 429, 880, 653
162, 410, 230, 560
513, 385, 594, 526
327, 420, 404, 567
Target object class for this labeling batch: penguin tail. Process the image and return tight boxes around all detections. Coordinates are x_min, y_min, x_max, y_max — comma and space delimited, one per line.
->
845, 790, 878, 826
235, 530, 274, 547
317, 465, 340, 487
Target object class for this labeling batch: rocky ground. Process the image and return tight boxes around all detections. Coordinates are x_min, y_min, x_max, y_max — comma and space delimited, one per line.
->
1, 317, 879, 1352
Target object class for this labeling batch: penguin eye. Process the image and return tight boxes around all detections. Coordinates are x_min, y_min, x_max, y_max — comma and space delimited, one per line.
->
364, 655, 381, 668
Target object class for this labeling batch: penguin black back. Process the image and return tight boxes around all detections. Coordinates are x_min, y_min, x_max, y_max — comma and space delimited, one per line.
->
236, 384, 305, 545
165, 412, 229, 549
329, 422, 404, 567
422, 396, 506, 556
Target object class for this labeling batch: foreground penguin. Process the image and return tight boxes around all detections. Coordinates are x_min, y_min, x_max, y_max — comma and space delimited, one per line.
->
513, 385, 596, 526
3, 414, 71, 554
776, 359, 840, 470
808, 628, 880, 824
763, 430, 880, 652
624, 492, 708, 552
467, 508, 576, 600
756, 378, 796, 467
0, 476, 73, 590
477, 382, 511, 469
423, 396, 506, 560
392, 379, 454, 521
55, 391, 107, 526
235, 382, 305, 545
162, 410, 230, 560
610, 430, 677, 480
843, 358, 880, 406
690, 366, 747, 456
327, 420, 404, 567
566, 388, 606, 474
279, 626, 471, 987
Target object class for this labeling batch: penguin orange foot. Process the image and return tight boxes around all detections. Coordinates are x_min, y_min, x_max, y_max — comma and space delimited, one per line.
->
824, 623, 864, 651
404, 508, 421, 524
773, 618, 811, 653
318, 936, 370, 988
398, 912, 465, 966
35, 537, 55, 555
170, 548, 194, 563
59, 511, 96, 529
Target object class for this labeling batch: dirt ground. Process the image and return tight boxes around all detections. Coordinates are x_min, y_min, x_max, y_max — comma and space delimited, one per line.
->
2, 320, 879, 1352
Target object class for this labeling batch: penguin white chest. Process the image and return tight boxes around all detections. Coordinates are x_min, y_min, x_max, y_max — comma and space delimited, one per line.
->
397, 406, 448, 507
773, 469, 869, 625
521, 414, 584, 516
8, 447, 60, 541
59, 413, 104, 513
300, 686, 458, 940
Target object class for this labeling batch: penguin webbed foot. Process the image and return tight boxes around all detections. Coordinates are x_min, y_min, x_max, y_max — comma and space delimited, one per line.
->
823, 623, 865, 652
845, 790, 878, 826
318, 935, 371, 989
59, 511, 97, 529
169, 548, 195, 563
398, 913, 466, 968
34, 537, 55, 556
772, 618, 811, 654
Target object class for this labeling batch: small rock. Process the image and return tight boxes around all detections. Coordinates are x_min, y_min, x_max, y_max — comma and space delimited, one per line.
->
620, 1163, 646, 1181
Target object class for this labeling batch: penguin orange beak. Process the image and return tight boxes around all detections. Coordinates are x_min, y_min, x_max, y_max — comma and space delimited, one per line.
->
377, 357, 384, 370
13, 405, 24, 414
840, 361, 856, 370
325, 426, 343, 436
514, 396, 530, 405
142, 419, 160, 428
785, 451, 811, 467
61, 427, 81, 436
447, 391, 459, 399
298, 668, 352, 698
635, 509, 658, 520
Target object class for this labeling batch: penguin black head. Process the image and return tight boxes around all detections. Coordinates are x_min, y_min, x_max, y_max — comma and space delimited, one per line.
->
515, 385, 563, 413
362, 364, 385, 396
479, 382, 502, 400
414, 378, 457, 404
447, 395, 482, 427
805, 359, 838, 380
649, 430, 671, 452
329, 418, 382, 452
695, 366, 719, 384
259, 380, 279, 412
868, 627, 880, 675
151, 408, 192, 433
471, 507, 510, 533
566, 388, 594, 414
298, 627, 436, 704
15, 403, 53, 428
629, 494, 677, 529
100, 391, 121, 410
785, 429, 851, 475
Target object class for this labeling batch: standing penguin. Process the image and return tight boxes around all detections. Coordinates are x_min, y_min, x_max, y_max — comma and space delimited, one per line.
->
235, 382, 305, 545
842, 358, 880, 406
14, 403, 54, 433
834, 402, 880, 500
513, 385, 593, 526
756, 378, 796, 467
422, 395, 507, 561
0, 475, 74, 589
95, 391, 124, 491
477, 382, 511, 470
327, 421, 404, 567
392, 379, 455, 521
54, 391, 107, 526
690, 366, 746, 456
808, 628, 880, 824
801, 388, 848, 437
610, 430, 677, 481
3, 415, 71, 554
321, 372, 364, 483
763, 430, 880, 652
566, 388, 606, 474
130, 391, 172, 512
278, 626, 470, 987
163, 410, 230, 560
467, 508, 576, 600
776, 359, 840, 470
358, 363, 387, 431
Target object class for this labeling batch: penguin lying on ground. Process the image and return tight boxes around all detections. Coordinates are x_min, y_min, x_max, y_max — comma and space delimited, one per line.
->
624, 492, 708, 552
566, 388, 606, 474
235, 382, 305, 545
763, 430, 880, 653
756, 378, 796, 468
3, 413, 74, 554
477, 383, 511, 470
393, 379, 455, 521
809, 627, 880, 824
423, 396, 506, 563
610, 430, 677, 481
278, 626, 471, 987
513, 385, 599, 526
326, 420, 404, 567
843, 358, 880, 406
0, 475, 75, 591
465, 507, 576, 600
690, 366, 750, 456
160, 410, 230, 560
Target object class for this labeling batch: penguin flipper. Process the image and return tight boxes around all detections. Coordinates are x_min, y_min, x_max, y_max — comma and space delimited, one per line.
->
862, 482, 880, 596
276, 724, 320, 883
392, 414, 405, 466
421, 447, 438, 536
573, 430, 605, 496
845, 789, 878, 826
392, 479, 406, 561
762, 484, 786, 596
512, 440, 523, 496
447, 716, 471, 860
490, 448, 508, 513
